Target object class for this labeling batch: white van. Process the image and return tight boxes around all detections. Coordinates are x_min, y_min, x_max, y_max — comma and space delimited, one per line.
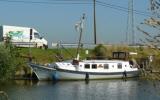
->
0, 25, 48, 48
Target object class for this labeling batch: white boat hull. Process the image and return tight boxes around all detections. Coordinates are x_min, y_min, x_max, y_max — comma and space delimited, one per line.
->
28, 63, 56, 80
54, 69, 139, 80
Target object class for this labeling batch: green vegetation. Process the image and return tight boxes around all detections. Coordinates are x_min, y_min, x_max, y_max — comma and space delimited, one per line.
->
19, 48, 57, 64
17, 44, 160, 65
91, 44, 107, 59
0, 45, 21, 81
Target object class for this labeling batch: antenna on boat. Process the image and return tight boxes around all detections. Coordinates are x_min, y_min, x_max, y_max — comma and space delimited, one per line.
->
75, 13, 85, 60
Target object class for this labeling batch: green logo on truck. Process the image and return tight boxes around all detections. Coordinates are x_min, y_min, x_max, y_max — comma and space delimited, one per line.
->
8, 31, 23, 38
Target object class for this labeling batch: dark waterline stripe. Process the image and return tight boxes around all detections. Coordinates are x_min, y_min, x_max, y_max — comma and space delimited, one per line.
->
56, 68, 139, 75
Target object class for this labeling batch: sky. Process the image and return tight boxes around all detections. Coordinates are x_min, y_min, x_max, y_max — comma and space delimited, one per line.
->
0, 0, 150, 47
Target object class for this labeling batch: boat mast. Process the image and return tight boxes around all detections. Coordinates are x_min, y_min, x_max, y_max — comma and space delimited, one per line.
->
93, 0, 97, 44
76, 14, 85, 60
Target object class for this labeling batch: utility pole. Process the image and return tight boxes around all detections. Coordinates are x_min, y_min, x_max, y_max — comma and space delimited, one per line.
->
131, 0, 135, 45
29, 29, 32, 62
126, 0, 135, 45
93, 0, 97, 44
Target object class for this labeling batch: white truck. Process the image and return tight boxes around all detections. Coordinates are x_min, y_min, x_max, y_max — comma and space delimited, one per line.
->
0, 25, 48, 49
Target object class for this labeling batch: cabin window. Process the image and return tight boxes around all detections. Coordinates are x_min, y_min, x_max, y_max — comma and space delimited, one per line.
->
118, 63, 122, 69
92, 64, 97, 69
85, 64, 90, 69
104, 64, 109, 69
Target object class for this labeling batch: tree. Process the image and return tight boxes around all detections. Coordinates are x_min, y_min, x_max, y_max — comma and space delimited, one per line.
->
92, 44, 107, 59
138, 0, 160, 48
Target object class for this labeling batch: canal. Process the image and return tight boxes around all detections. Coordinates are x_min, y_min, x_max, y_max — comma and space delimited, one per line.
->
0, 79, 160, 100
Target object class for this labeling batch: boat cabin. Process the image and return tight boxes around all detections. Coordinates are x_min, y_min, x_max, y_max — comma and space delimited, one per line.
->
55, 59, 137, 73
112, 52, 129, 60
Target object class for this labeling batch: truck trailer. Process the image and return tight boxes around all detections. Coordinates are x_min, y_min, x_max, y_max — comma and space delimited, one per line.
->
0, 25, 48, 48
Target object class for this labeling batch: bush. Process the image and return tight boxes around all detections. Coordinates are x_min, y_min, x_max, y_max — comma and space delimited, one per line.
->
0, 45, 17, 81
92, 44, 107, 59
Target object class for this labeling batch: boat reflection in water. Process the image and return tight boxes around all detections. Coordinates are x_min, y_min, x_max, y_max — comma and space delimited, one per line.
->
2, 79, 160, 100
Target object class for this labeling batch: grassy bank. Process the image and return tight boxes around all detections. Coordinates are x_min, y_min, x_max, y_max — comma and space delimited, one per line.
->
18, 47, 89, 64
17, 45, 151, 63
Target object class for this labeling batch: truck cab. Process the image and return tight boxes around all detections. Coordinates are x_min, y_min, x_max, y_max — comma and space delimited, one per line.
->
31, 29, 48, 49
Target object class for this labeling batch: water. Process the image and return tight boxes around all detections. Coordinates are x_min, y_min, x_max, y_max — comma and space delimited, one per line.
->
0, 79, 160, 100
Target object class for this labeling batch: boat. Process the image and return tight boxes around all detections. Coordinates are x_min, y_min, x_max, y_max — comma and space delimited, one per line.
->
28, 62, 56, 80
53, 52, 139, 80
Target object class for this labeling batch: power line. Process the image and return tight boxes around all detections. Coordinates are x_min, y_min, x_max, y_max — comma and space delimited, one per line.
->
96, 1, 151, 17
97, 1, 149, 15
47, 0, 92, 1
0, 0, 151, 17
0, 0, 92, 5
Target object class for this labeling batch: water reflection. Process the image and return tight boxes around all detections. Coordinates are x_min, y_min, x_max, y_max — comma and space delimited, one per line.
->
0, 79, 160, 100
